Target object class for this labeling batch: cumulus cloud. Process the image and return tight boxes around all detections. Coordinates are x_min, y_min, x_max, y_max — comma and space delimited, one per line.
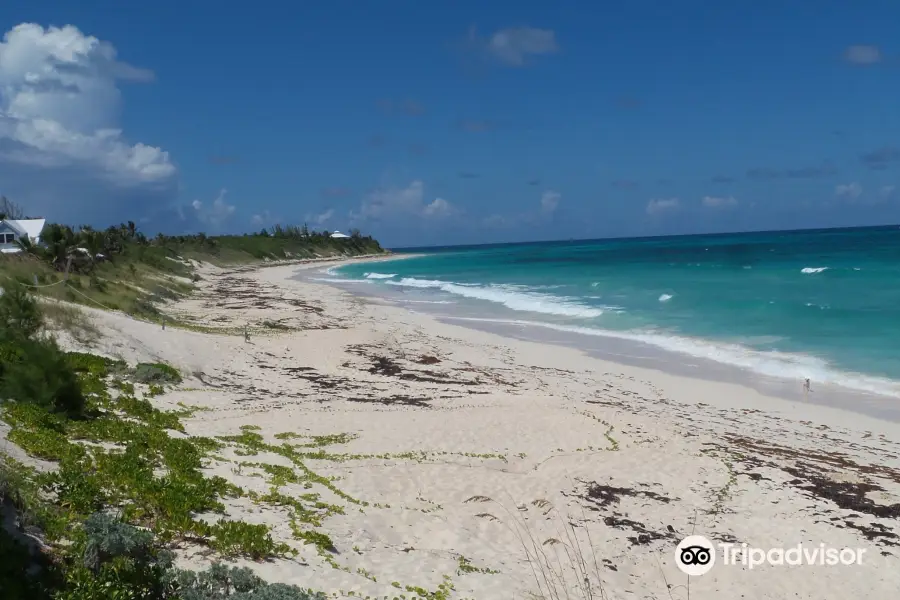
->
192, 188, 235, 229
479, 26, 558, 67
350, 180, 456, 222
702, 195, 738, 208
843, 45, 882, 65
540, 190, 561, 215
835, 182, 863, 200
0, 23, 177, 222
423, 198, 453, 218
646, 198, 680, 216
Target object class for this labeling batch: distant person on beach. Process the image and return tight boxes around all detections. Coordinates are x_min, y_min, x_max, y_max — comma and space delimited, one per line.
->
803, 378, 811, 397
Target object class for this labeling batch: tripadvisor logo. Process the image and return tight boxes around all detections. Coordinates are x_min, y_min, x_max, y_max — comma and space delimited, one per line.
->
675, 536, 716, 576
675, 535, 866, 575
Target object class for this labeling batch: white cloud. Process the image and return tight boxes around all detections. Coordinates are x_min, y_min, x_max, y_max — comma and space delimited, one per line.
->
423, 198, 453, 218
880, 185, 896, 199
192, 188, 235, 229
306, 208, 334, 226
486, 26, 558, 66
835, 182, 863, 200
701, 195, 738, 208
0, 23, 176, 222
351, 180, 456, 222
646, 198, 680, 215
540, 190, 561, 215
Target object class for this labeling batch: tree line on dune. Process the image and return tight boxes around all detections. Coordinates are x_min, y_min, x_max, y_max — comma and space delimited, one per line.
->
0, 196, 384, 275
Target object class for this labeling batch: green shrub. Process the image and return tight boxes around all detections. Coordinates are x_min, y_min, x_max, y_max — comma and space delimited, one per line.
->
176, 563, 326, 600
81, 512, 156, 571
0, 334, 85, 416
66, 352, 121, 377
0, 282, 42, 338
208, 520, 291, 560
132, 363, 182, 385
57, 513, 177, 600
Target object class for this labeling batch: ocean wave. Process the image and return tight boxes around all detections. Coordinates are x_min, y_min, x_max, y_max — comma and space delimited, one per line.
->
801, 267, 829, 274
659, 294, 674, 303
446, 317, 900, 398
364, 272, 397, 279
310, 277, 371, 284
385, 277, 605, 318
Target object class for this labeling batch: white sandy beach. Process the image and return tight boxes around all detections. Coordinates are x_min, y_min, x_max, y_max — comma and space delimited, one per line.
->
53, 258, 900, 599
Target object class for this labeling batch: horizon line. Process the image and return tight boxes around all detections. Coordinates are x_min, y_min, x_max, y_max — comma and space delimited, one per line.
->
388, 223, 900, 252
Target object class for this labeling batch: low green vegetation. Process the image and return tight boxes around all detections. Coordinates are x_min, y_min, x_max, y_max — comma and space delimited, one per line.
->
1, 206, 386, 321
131, 362, 184, 385
0, 268, 508, 598
0, 285, 326, 598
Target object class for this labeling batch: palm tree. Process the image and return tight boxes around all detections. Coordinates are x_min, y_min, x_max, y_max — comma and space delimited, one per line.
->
39, 223, 77, 271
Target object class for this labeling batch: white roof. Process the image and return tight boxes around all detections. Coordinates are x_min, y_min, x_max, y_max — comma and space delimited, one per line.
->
5, 218, 45, 240
330, 231, 349, 238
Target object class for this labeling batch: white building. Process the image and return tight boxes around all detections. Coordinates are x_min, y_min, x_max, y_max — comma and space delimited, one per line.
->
330, 230, 349, 239
0, 218, 45, 254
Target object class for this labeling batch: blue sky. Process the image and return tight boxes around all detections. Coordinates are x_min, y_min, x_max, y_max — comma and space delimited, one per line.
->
0, 1, 898, 247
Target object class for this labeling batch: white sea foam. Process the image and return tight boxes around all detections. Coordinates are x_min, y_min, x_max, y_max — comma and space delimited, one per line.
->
659, 294, 674, 303
385, 277, 604, 318
805, 302, 829, 309
444, 317, 900, 398
364, 272, 397, 279
310, 277, 371, 284
801, 267, 829, 274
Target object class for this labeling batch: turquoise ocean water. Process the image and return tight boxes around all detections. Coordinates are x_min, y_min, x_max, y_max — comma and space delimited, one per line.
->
328, 226, 900, 398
